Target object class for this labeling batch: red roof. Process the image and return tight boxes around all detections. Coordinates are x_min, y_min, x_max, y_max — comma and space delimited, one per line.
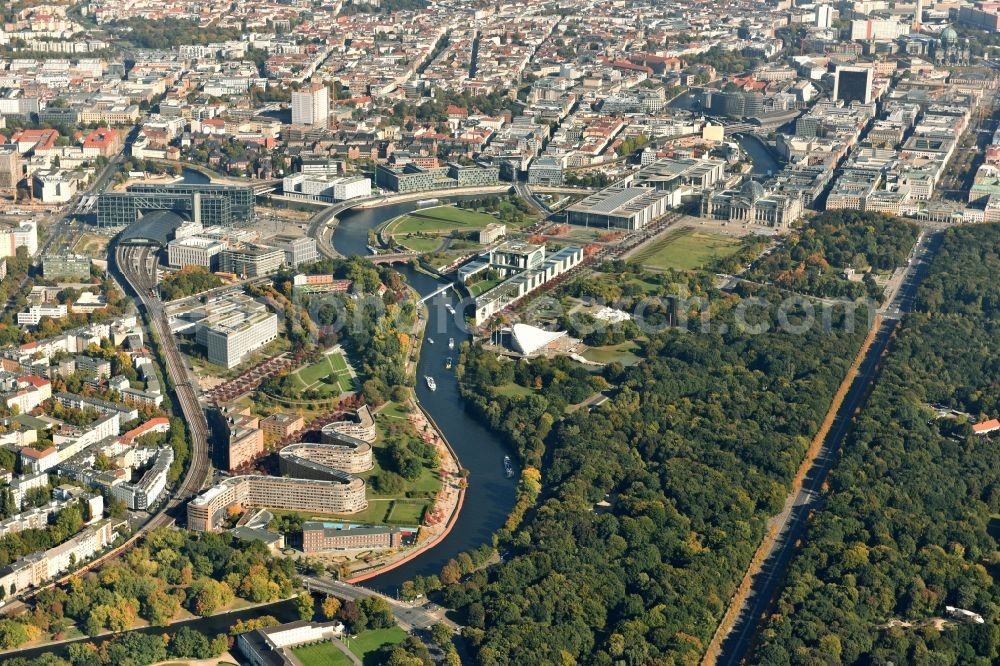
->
973, 418, 1000, 434
20, 446, 55, 459
120, 416, 170, 444
18, 375, 50, 388
83, 128, 119, 149
11, 128, 58, 151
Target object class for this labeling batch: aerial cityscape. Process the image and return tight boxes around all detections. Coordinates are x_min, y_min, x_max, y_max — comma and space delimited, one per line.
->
0, 0, 995, 664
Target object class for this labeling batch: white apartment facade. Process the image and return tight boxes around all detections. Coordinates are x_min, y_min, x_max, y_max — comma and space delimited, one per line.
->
291, 85, 329, 126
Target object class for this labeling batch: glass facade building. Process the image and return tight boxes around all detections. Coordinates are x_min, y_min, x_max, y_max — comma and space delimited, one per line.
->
97, 184, 255, 227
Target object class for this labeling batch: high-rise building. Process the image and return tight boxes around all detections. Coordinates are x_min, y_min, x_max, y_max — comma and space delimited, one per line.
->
291, 84, 330, 127
0, 145, 19, 198
834, 66, 874, 105
816, 4, 834, 29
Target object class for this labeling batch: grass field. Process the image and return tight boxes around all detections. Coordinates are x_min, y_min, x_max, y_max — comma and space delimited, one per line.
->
553, 226, 616, 242
468, 278, 502, 297
389, 206, 499, 236
581, 341, 644, 365
630, 229, 741, 271
291, 349, 355, 396
293, 640, 354, 666
397, 235, 443, 253
388, 500, 427, 524
347, 626, 409, 664
495, 382, 535, 398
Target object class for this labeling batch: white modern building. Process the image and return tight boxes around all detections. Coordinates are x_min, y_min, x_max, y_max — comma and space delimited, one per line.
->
204, 311, 278, 368
291, 84, 329, 127
510, 323, 567, 355
471, 244, 584, 325
177, 293, 280, 369
34, 171, 78, 203
167, 236, 227, 269
18, 304, 68, 326
282, 173, 371, 201
566, 186, 673, 230
0, 220, 37, 257
834, 65, 874, 105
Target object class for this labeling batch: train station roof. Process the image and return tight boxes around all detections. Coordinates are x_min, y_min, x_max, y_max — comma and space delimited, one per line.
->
118, 210, 187, 246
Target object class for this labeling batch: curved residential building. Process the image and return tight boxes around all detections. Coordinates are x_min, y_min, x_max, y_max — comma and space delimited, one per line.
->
320, 405, 376, 443
187, 474, 367, 532
188, 410, 385, 532
279, 437, 374, 477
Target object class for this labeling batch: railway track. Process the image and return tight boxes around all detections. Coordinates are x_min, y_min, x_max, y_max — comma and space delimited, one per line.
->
114, 244, 211, 506
2, 244, 213, 610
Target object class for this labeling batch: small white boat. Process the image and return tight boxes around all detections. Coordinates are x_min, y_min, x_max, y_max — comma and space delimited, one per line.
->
445, 357, 453, 369
425, 376, 437, 391
427, 338, 434, 344
445, 304, 455, 315
448, 337, 455, 349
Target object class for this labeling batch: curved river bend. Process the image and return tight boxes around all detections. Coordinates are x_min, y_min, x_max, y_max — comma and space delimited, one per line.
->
188, 171, 516, 592
330, 200, 517, 595
2, 199, 518, 663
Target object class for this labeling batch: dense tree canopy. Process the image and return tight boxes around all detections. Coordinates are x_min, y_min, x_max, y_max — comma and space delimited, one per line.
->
750, 224, 1000, 665
4, 528, 297, 657
449, 274, 869, 663
113, 19, 243, 49
158, 266, 223, 301
750, 210, 919, 303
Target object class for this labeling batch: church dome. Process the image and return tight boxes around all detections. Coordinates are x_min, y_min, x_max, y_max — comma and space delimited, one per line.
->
740, 179, 766, 202
941, 25, 958, 46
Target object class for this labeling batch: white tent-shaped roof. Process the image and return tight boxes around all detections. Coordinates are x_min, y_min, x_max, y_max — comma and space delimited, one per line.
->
510, 323, 566, 355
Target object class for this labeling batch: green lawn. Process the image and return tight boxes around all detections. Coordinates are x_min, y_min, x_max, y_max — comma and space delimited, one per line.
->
390, 206, 498, 235
556, 226, 616, 242
387, 500, 427, 525
397, 235, 443, 253
411, 205, 499, 225
631, 229, 741, 271
581, 341, 644, 365
495, 382, 535, 398
291, 350, 355, 396
293, 640, 354, 666
469, 278, 502, 297
624, 277, 662, 295
272, 502, 392, 526
377, 401, 410, 420
347, 626, 409, 664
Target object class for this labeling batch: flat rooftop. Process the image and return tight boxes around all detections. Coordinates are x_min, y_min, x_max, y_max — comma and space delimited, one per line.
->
568, 186, 671, 216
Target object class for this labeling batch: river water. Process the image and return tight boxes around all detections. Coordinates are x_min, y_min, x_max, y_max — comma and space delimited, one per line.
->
4, 197, 517, 661
329, 200, 517, 595
4, 599, 300, 661
178, 171, 517, 588
667, 89, 783, 176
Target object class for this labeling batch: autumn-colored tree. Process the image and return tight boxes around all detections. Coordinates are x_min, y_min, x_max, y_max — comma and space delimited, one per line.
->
321, 595, 341, 620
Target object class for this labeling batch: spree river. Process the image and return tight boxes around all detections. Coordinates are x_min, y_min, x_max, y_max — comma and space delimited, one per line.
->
330, 199, 517, 595
4, 197, 517, 661
183, 172, 517, 590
